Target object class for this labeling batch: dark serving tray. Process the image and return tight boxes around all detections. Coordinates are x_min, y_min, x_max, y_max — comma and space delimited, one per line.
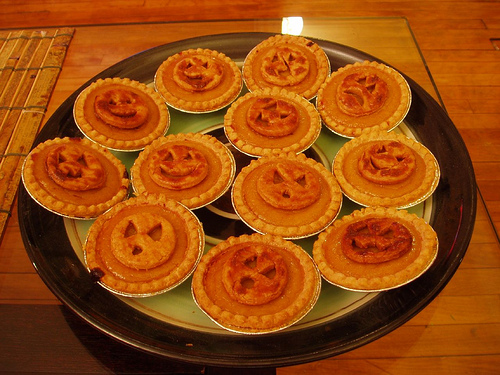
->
18, 32, 476, 368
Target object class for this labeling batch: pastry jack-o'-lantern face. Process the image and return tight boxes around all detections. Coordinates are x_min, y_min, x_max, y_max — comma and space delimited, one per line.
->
111, 212, 176, 270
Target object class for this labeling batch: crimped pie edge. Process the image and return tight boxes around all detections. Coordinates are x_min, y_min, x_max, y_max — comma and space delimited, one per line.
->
73, 77, 170, 151
231, 152, 343, 239
312, 206, 439, 292
333, 128, 440, 208
130, 132, 236, 209
84, 193, 205, 297
316, 60, 412, 138
21, 136, 130, 219
223, 87, 322, 157
191, 233, 321, 334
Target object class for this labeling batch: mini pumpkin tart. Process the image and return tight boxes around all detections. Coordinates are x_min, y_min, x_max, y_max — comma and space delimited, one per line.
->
333, 128, 440, 208
243, 34, 330, 100
154, 48, 243, 113
191, 233, 321, 334
223, 87, 322, 157
232, 152, 342, 239
22, 137, 129, 219
73, 77, 170, 151
313, 206, 438, 292
316, 60, 411, 138
84, 193, 205, 297
131, 133, 236, 209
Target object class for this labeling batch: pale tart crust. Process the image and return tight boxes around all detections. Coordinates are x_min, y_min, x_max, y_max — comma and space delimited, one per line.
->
232, 152, 342, 239
191, 233, 321, 334
333, 128, 440, 208
84, 193, 205, 297
223, 87, 322, 157
154, 48, 243, 113
243, 34, 330, 100
73, 77, 170, 151
21, 137, 129, 219
313, 206, 439, 292
130, 133, 236, 209
316, 61, 411, 138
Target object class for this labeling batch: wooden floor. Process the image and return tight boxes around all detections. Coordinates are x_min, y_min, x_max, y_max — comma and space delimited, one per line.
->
1, 1, 499, 374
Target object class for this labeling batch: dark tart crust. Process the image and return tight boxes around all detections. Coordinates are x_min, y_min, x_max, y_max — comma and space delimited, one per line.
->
333, 128, 440, 208
131, 133, 236, 209
84, 194, 204, 297
232, 152, 342, 239
224, 87, 322, 157
74, 77, 170, 151
313, 206, 439, 291
191, 233, 321, 334
316, 61, 411, 138
154, 48, 243, 113
22, 137, 129, 219
243, 34, 330, 100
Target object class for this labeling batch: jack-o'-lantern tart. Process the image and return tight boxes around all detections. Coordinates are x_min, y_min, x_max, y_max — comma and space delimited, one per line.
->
74, 77, 170, 151
191, 233, 321, 334
316, 61, 411, 138
154, 48, 243, 113
84, 193, 205, 297
333, 128, 440, 208
224, 87, 321, 157
131, 133, 236, 209
21, 137, 129, 219
232, 152, 342, 239
243, 34, 330, 100
313, 206, 438, 292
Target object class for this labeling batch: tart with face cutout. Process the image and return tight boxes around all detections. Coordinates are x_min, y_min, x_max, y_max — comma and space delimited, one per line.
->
243, 34, 330, 100
131, 133, 236, 209
313, 206, 438, 291
191, 233, 321, 334
316, 61, 411, 138
154, 48, 243, 113
22, 137, 129, 219
232, 152, 342, 239
74, 77, 170, 151
333, 129, 440, 208
84, 193, 204, 297
224, 87, 322, 157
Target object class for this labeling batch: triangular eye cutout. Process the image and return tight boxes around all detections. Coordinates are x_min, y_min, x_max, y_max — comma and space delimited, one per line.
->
273, 171, 284, 184
147, 224, 162, 241
295, 174, 306, 187
124, 221, 137, 238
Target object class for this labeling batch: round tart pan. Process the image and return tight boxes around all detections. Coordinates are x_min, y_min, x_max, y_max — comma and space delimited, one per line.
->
18, 33, 476, 367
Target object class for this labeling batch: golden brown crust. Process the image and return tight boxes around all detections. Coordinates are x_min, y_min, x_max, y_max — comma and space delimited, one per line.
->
154, 48, 243, 113
131, 133, 236, 209
333, 128, 440, 208
223, 87, 321, 157
22, 137, 129, 219
74, 77, 170, 151
316, 61, 411, 138
84, 193, 204, 297
312, 206, 438, 291
231, 152, 342, 239
243, 34, 330, 100
191, 233, 321, 334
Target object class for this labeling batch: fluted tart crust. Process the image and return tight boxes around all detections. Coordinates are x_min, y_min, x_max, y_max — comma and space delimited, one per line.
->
316, 61, 411, 138
131, 133, 236, 209
22, 137, 129, 219
313, 206, 438, 291
232, 152, 342, 239
84, 193, 204, 297
154, 48, 243, 113
191, 233, 321, 334
243, 34, 330, 100
224, 87, 321, 157
333, 128, 440, 208
74, 77, 170, 151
